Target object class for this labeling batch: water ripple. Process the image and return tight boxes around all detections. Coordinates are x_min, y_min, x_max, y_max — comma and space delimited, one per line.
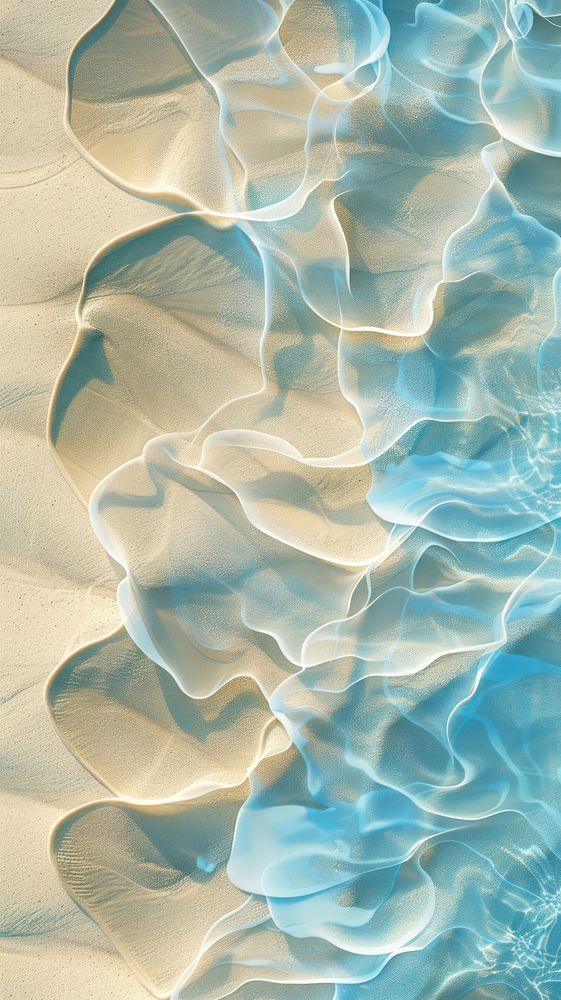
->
47, 1, 561, 996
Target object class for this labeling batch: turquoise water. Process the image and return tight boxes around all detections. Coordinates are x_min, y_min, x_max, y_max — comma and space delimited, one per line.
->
48, 1, 561, 996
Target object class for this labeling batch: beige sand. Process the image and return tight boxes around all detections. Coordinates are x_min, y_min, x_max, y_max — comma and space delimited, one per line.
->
0, 2, 166, 996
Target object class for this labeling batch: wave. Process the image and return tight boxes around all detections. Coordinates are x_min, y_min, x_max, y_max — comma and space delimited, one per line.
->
47, 0, 561, 996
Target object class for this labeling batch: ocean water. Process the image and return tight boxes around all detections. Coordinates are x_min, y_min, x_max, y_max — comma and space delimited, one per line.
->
47, 1, 561, 996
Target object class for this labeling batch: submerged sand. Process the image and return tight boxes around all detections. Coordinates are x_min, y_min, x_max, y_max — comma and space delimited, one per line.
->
6, 2, 561, 998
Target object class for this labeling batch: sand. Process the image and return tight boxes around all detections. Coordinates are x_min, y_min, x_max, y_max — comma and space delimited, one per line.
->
1, 2, 164, 996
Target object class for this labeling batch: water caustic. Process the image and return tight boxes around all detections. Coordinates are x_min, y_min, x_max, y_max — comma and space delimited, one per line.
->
47, 1, 561, 997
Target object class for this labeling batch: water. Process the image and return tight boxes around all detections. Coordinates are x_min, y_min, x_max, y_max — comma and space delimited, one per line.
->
48, 1, 561, 996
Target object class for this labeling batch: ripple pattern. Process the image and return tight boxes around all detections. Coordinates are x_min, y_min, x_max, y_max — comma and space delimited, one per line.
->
47, 1, 561, 996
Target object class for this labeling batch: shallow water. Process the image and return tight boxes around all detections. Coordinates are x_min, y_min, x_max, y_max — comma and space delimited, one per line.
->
47, 1, 561, 996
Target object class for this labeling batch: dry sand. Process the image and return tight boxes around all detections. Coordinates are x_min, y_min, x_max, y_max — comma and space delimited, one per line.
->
1, 2, 165, 996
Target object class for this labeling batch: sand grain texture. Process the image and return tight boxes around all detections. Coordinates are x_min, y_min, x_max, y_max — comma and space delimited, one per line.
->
0, 3, 164, 996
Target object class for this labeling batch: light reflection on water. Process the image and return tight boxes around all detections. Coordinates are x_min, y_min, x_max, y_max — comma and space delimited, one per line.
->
46, 1, 561, 996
